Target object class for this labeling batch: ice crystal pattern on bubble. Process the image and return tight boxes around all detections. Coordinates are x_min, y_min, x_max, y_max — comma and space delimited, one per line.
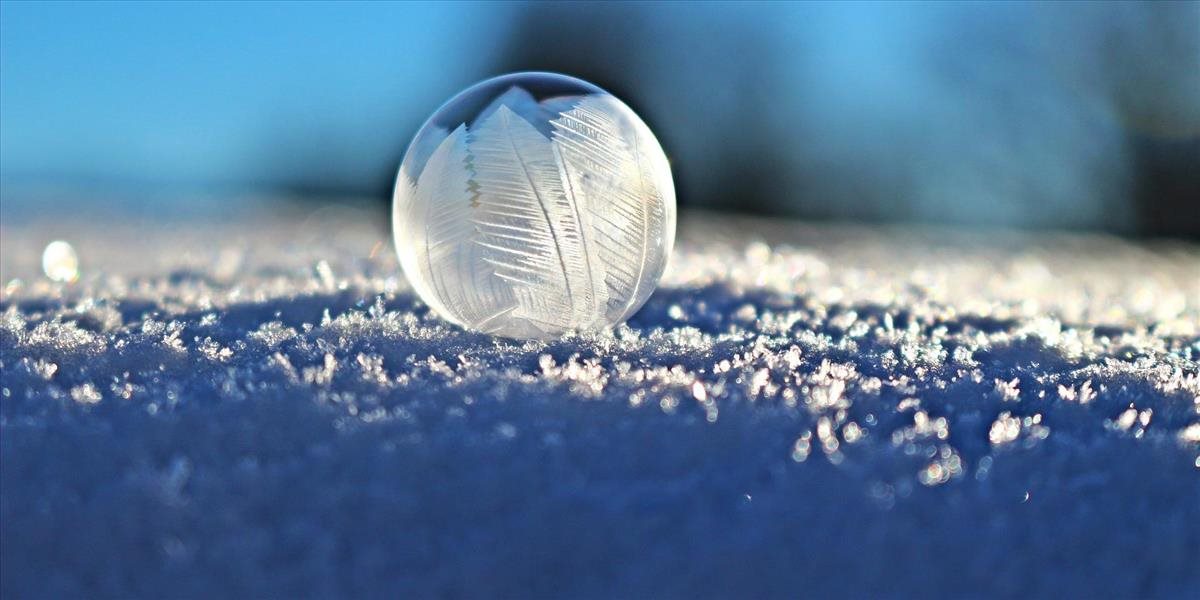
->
394, 88, 675, 339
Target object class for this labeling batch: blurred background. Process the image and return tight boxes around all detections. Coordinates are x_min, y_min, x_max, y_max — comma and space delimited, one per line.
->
2, 0, 1197, 238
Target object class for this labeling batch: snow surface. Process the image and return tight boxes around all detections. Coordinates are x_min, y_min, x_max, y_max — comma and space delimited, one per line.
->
2, 206, 1198, 598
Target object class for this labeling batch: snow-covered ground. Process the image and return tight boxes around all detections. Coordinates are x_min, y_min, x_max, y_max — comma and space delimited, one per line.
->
2, 205, 1198, 598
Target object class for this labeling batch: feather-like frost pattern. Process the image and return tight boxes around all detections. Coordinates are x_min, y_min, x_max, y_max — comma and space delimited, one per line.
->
551, 96, 672, 322
471, 105, 606, 331
620, 103, 675, 319
409, 124, 505, 326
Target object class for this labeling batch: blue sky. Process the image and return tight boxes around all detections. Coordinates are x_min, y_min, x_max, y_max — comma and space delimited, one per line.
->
1, 1, 516, 188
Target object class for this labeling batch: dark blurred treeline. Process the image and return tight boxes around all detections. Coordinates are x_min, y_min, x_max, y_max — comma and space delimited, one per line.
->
482, 2, 1199, 237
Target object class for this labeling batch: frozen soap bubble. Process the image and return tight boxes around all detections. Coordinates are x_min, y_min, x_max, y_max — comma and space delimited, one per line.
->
393, 72, 676, 339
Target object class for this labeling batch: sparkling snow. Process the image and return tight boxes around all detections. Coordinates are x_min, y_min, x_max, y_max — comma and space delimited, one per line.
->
1, 207, 1198, 597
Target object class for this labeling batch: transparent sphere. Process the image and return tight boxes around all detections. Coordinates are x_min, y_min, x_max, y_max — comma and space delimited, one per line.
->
393, 72, 676, 339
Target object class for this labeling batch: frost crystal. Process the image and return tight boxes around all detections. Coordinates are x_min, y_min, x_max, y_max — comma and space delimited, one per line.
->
393, 73, 675, 339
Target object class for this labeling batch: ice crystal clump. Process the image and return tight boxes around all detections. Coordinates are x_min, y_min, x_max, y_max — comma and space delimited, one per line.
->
393, 72, 676, 339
